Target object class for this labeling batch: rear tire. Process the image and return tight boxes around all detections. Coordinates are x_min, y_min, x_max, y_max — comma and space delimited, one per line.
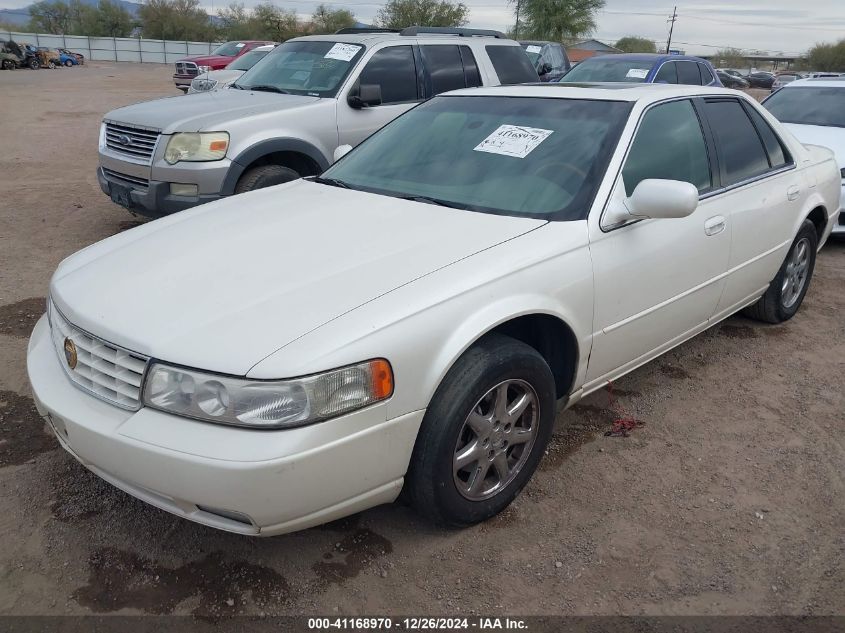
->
28, 59, 39, 70
64, 59, 73, 67
47, 60, 55, 69
234, 164, 300, 194
1, 60, 13, 70
406, 334, 556, 527
743, 219, 817, 323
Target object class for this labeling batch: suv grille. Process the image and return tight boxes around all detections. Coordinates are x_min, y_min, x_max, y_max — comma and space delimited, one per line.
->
176, 61, 199, 76
49, 302, 149, 411
104, 121, 160, 163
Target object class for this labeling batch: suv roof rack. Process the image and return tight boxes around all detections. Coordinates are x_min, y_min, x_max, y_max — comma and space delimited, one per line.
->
335, 27, 401, 34
399, 26, 506, 38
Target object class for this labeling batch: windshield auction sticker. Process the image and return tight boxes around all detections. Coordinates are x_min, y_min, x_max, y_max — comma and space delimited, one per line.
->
324, 43, 362, 62
626, 68, 649, 79
525, 45, 542, 54
473, 125, 554, 159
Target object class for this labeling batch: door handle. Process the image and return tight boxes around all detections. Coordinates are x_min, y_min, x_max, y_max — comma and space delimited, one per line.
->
787, 185, 800, 201
704, 215, 727, 236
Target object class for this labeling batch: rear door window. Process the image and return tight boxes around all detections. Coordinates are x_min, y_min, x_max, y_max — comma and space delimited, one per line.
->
358, 45, 418, 105
704, 99, 772, 186
485, 45, 538, 84
745, 105, 789, 168
676, 61, 702, 85
421, 45, 466, 96
654, 61, 678, 84
698, 63, 714, 85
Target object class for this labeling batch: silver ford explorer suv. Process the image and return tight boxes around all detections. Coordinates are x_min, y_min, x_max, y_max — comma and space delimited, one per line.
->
97, 27, 539, 218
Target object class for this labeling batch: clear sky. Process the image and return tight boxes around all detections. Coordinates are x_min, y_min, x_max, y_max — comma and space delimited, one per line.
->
2, 0, 842, 55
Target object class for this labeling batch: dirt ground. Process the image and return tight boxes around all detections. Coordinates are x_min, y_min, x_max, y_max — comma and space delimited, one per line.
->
0, 63, 843, 619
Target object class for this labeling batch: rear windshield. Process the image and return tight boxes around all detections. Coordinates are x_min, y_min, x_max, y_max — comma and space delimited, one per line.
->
486, 46, 539, 84
764, 87, 845, 127
561, 57, 653, 83
234, 40, 365, 98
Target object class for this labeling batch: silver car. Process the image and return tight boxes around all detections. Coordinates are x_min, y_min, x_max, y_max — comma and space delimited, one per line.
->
96, 27, 539, 218
187, 44, 277, 94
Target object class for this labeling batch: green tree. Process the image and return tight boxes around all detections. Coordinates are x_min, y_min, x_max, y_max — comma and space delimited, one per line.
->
27, 0, 71, 33
217, 1, 252, 40
139, 0, 213, 41
311, 4, 355, 34
714, 47, 746, 69
515, 0, 603, 41
807, 39, 845, 72
96, 0, 133, 36
614, 36, 656, 53
376, 0, 468, 29
250, 2, 298, 41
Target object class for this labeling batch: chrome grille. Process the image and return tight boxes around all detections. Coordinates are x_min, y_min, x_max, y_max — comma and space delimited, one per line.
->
176, 61, 199, 76
102, 167, 149, 189
104, 121, 160, 163
190, 78, 217, 92
49, 302, 148, 411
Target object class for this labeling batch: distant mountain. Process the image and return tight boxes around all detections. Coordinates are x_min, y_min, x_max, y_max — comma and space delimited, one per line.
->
0, 0, 143, 28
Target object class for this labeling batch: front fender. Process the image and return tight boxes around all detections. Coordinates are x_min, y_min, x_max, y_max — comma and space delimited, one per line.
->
221, 138, 331, 194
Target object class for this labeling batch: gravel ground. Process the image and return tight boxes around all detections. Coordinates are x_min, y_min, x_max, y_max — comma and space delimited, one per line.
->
0, 63, 843, 618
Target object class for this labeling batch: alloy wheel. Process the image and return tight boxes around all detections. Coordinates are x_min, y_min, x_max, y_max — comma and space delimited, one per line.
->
782, 237, 810, 308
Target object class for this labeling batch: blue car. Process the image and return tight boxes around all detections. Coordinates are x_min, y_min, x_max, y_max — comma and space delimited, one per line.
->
560, 53, 722, 87
57, 50, 78, 66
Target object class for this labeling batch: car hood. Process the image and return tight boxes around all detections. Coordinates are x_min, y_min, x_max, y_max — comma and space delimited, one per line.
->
783, 123, 845, 168
104, 90, 321, 133
201, 69, 245, 85
50, 180, 546, 376
179, 54, 231, 66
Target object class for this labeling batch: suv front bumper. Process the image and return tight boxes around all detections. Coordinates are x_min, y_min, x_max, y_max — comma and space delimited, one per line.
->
27, 315, 420, 536
97, 167, 224, 218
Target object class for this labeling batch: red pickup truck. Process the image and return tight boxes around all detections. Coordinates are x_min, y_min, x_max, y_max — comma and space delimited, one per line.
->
173, 40, 275, 91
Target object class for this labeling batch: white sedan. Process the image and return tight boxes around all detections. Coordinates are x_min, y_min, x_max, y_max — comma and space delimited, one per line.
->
27, 84, 841, 536
763, 77, 845, 235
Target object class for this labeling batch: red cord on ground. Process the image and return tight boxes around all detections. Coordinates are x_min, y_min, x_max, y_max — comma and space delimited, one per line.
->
604, 382, 645, 437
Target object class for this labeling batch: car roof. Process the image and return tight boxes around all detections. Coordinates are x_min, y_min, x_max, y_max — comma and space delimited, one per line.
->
291, 33, 520, 46
581, 53, 710, 64
443, 82, 744, 102
778, 77, 845, 88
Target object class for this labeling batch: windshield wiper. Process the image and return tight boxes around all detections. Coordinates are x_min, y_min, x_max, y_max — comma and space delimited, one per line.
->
398, 195, 466, 209
244, 85, 290, 94
311, 176, 353, 189
230, 83, 244, 90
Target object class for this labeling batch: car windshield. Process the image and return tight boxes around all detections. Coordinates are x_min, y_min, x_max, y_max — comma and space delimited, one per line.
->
227, 49, 270, 71
321, 95, 631, 220
521, 43, 544, 67
764, 87, 845, 127
212, 42, 246, 57
234, 40, 365, 97
560, 58, 653, 83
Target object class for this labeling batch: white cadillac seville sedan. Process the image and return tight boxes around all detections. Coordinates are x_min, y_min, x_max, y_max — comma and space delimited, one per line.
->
28, 84, 841, 536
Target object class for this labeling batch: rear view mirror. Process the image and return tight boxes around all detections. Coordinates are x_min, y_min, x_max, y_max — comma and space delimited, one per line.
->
347, 84, 382, 109
333, 144, 352, 162
627, 179, 699, 219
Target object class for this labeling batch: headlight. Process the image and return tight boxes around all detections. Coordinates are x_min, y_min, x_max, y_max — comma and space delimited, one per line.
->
164, 132, 229, 164
142, 359, 394, 429
98, 122, 106, 150
191, 78, 217, 92
197, 65, 211, 73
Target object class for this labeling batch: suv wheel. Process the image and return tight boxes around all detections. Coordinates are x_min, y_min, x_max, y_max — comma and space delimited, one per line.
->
407, 334, 556, 527
234, 165, 300, 194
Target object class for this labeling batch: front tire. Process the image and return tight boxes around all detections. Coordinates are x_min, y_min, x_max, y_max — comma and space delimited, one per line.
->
407, 334, 556, 527
743, 219, 817, 323
64, 59, 73, 67
234, 164, 300, 194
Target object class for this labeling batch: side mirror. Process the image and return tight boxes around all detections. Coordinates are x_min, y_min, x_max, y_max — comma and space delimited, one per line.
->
347, 83, 382, 109
333, 144, 352, 162
538, 62, 552, 76
604, 179, 699, 227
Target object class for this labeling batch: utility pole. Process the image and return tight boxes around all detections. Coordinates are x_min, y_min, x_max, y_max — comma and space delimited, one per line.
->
665, 5, 677, 54
514, 0, 521, 38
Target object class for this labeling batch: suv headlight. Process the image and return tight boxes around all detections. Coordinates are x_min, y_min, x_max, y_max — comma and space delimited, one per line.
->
164, 132, 229, 164
197, 65, 211, 73
98, 122, 106, 150
142, 359, 394, 429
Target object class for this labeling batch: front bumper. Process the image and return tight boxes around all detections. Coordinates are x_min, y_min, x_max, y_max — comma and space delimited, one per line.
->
27, 315, 422, 536
173, 74, 194, 91
97, 166, 223, 219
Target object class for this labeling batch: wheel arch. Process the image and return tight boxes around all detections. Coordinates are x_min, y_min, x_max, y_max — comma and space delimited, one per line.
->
222, 138, 330, 194
804, 204, 828, 244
